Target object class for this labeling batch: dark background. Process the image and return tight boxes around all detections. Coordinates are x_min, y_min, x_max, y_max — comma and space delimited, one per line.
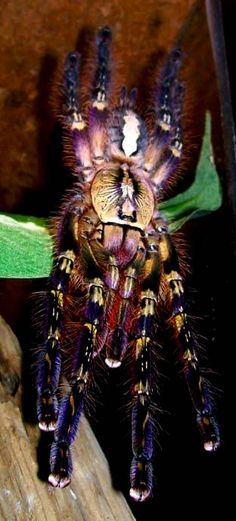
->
0, 1, 233, 518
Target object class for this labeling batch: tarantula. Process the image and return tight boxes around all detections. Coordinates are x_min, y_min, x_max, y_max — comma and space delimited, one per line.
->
37, 26, 220, 501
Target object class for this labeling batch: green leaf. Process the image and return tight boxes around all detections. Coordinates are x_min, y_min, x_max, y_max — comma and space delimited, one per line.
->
0, 214, 53, 278
159, 112, 222, 231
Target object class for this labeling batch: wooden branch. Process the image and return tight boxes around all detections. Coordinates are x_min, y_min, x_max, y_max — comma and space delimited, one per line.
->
0, 316, 135, 521
0, 315, 21, 397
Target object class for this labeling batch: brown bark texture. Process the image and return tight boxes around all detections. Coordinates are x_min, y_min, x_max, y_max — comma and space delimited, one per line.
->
0, 316, 135, 521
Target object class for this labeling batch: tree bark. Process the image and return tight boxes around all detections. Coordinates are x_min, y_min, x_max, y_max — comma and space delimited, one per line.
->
0, 316, 135, 521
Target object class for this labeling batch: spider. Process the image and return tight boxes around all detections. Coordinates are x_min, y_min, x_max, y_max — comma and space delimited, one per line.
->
36, 26, 220, 501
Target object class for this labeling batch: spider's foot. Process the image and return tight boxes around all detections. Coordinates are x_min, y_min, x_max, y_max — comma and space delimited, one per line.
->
49, 441, 72, 488
37, 392, 58, 432
204, 440, 219, 452
105, 357, 121, 368
105, 328, 127, 368
48, 473, 71, 488
197, 410, 221, 452
129, 457, 152, 502
129, 486, 151, 502
39, 420, 57, 432
203, 434, 221, 452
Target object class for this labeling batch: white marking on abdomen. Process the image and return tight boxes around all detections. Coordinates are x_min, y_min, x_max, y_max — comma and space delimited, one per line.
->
122, 111, 140, 156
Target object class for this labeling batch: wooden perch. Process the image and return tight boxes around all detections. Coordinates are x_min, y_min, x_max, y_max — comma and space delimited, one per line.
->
0, 316, 135, 521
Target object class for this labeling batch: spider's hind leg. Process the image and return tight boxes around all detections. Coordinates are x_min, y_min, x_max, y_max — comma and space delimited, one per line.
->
158, 228, 220, 451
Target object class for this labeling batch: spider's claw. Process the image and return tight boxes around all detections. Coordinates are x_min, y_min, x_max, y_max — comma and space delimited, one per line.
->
130, 457, 152, 502
105, 327, 128, 368
48, 473, 71, 488
197, 409, 221, 453
129, 487, 151, 502
37, 393, 58, 432
203, 428, 221, 452
105, 357, 122, 368
49, 441, 72, 488
39, 420, 57, 432
204, 440, 219, 452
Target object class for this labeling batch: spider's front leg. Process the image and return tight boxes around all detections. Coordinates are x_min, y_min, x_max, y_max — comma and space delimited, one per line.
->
48, 242, 104, 487
129, 236, 161, 502
158, 225, 220, 451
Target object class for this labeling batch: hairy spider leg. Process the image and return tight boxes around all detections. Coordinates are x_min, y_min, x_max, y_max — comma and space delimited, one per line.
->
63, 51, 93, 181
49, 243, 105, 488
37, 208, 83, 431
37, 193, 92, 431
158, 229, 220, 451
105, 245, 145, 367
129, 236, 161, 502
89, 26, 112, 165
144, 50, 184, 189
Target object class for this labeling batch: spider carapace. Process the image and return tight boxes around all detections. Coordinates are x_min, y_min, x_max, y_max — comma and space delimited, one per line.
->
37, 26, 220, 501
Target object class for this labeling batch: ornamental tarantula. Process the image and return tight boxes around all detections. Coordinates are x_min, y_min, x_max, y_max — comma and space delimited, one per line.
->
37, 26, 220, 501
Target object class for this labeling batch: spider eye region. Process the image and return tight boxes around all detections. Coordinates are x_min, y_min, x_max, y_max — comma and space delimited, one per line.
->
91, 167, 154, 230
